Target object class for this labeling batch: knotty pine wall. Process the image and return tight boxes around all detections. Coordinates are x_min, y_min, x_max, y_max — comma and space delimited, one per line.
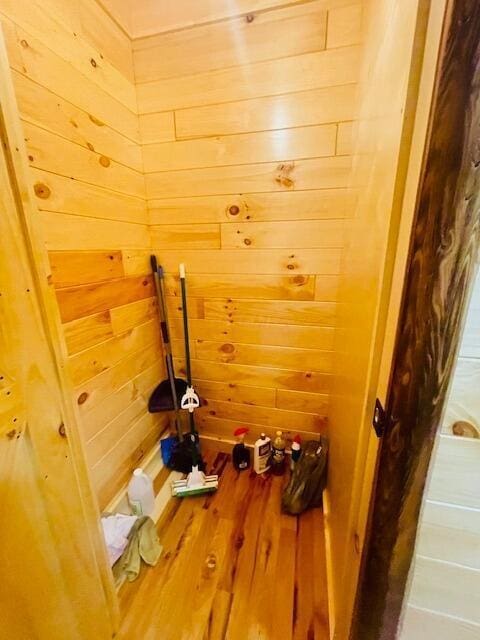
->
400, 266, 480, 639
0, 0, 167, 509
135, 0, 362, 445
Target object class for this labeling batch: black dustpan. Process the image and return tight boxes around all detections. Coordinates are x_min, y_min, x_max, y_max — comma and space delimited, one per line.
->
148, 255, 187, 429
148, 377, 187, 413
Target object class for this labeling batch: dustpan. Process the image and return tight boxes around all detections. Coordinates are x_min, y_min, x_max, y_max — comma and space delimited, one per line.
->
148, 377, 187, 413
148, 255, 187, 416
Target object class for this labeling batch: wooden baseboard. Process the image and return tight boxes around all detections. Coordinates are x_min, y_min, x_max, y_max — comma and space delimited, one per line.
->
323, 489, 336, 640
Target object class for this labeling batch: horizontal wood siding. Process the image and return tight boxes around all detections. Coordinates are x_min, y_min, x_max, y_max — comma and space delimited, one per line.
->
2, 2, 163, 509
136, 0, 362, 442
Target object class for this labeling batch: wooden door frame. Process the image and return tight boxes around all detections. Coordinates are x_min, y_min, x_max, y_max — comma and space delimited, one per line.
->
0, 27, 119, 636
351, 1, 480, 638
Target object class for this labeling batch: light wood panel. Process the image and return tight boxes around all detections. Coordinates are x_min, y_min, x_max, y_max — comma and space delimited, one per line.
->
198, 397, 325, 433
327, 3, 363, 48
137, 46, 361, 113
131, 0, 356, 37
163, 273, 330, 302
195, 340, 333, 373
146, 156, 352, 199
68, 320, 158, 385
155, 249, 342, 275
39, 211, 149, 251
133, 2, 328, 83
221, 219, 344, 249
151, 223, 221, 249
80, 359, 164, 442
139, 111, 175, 144
204, 298, 336, 326
75, 344, 162, 413
277, 388, 330, 414
169, 318, 335, 351
174, 357, 332, 394
24, 121, 144, 198
32, 169, 147, 224
195, 379, 276, 408
143, 124, 337, 173
149, 189, 355, 224
175, 84, 357, 140
13, 71, 142, 171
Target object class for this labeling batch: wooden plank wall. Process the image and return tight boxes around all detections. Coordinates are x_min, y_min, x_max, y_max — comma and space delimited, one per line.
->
400, 265, 480, 639
0, 0, 167, 509
135, 0, 363, 445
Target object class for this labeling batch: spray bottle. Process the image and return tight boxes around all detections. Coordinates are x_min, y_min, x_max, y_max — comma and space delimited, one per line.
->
232, 427, 251, 470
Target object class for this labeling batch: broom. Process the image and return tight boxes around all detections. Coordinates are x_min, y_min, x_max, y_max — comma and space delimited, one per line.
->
171, 263, 218, 497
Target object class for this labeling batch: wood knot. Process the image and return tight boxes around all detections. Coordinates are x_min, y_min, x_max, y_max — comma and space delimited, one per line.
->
28, 155, 34, 162
305, 372, 312, 378
228, 205, 240, 216
235, 534, 244, 549
88, 114, 105, 127
99, 155, 111, 167
58, 423, 67, 438
34, 182, 51, 199
20, 39, 29, 48
86, 142, 95, 151
243, 238, 252, 246
90, 57, 97, 67
275, 162, 295, 188
77, 392, 88, 405
452, 420, 479, 438
6, 429, 16, 440
287, 263, 296, 270
205, 553, 217, 570
221, 343, 235, 354
293, 275, 306, 285
246, 13, 255, 22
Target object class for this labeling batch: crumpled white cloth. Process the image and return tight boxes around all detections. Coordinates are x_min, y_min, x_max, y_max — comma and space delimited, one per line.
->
101, 514, 138, 566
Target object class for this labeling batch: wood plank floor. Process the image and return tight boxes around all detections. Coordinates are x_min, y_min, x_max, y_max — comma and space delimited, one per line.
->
118, 450, 329, 640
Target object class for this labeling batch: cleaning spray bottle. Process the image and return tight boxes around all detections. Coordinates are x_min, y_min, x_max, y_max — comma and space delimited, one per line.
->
291, 434, 302, 470
254, 432, 271, 474
232, 427, 251, 470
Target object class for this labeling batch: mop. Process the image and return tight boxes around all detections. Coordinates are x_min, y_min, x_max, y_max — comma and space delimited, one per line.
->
171, 263, 219, 497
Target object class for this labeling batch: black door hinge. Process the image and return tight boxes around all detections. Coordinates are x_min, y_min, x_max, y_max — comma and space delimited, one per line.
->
372, 398, 390, 438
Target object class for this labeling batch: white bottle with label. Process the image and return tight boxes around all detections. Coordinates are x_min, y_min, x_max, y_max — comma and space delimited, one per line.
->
127, 468, 155, 516
253, 433, 271, 474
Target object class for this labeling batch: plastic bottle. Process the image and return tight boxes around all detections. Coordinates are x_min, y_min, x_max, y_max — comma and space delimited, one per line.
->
253, 433, 271, 474
127, 468, 155, 516
232, 427, 251, 470
290, 434, 302, 470
271, 430, 286, 475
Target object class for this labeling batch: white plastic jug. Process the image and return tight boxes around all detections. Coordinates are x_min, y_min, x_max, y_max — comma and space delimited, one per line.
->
127, 468, 155, 516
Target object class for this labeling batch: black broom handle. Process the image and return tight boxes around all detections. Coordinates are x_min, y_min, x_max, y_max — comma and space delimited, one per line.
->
151, 255, 181, 420
180, 264, 197, 439
179, 263, 192, 386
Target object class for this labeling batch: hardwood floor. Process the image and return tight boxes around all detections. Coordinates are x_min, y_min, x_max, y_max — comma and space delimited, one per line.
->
118, 450, 329, 640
